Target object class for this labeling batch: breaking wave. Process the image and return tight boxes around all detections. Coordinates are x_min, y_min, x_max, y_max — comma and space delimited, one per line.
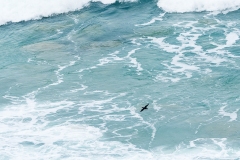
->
1, 0, 240, 25
0, 0, 136, 25
157, 0, 240, 13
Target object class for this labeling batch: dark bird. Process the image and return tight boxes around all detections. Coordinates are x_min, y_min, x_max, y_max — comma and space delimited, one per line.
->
140, 103, 149, 112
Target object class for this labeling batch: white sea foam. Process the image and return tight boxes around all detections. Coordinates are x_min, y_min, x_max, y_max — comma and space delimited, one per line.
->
226, 32, 239, 46
219, 106, 239, 122
150, 36, 200, 80
2, 88, 146, 158
158, 0, 240, 13
0, 0, 88, 25
96, 49, 143, 74
98, 51, 124, 66
1, 0, 240, 26
70, 84, 88, 93
135, 12, 165, 26
127, 48, 143, 74
2, 94, 240, 159
207, 31, 240, 60
0, 0, 137, 26
148, 16, 240, 82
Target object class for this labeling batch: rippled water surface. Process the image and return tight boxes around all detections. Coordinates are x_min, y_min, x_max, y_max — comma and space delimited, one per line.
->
1, 1, 240, 159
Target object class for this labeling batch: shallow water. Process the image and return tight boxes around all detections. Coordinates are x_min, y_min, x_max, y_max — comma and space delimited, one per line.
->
1, 0, 240, 159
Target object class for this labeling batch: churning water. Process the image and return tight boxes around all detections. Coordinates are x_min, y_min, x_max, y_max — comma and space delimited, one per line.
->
1, 0, 240, 159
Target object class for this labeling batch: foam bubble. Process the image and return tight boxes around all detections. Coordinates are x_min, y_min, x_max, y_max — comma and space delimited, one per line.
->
158, 0, 240, 13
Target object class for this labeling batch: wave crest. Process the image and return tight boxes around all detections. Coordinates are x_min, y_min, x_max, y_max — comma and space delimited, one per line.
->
1, 0, 239, 26
158, 0, 240, 13
0, 0, 137, 25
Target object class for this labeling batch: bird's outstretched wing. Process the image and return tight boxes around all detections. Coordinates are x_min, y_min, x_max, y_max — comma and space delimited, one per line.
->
140, 108, 144, 112
144, 103, 149, 108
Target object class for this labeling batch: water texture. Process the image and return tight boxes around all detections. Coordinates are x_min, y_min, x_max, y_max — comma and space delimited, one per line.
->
1, 0, 240, 159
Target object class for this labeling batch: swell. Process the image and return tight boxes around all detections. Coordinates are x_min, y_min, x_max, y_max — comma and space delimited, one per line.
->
1, 0, 240, 26
0, 0, 137, 26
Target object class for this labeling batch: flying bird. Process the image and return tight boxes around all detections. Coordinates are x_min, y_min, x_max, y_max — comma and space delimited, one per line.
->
140, 103, 149, 112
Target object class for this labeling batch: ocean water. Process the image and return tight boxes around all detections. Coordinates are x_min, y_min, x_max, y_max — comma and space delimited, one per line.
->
1, 0, 240, 159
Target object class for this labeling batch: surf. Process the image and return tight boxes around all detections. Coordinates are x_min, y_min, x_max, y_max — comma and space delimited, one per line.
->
0, 0, 138, 26
1, 0, 240, 26
157, 0, 240, 13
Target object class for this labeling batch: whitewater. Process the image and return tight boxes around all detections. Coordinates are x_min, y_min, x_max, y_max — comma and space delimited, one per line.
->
1, 0, 240, 159
1, 0, 240, 25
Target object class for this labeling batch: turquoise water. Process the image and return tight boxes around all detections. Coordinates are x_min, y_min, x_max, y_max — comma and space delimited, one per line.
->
1, 1, 240, 159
